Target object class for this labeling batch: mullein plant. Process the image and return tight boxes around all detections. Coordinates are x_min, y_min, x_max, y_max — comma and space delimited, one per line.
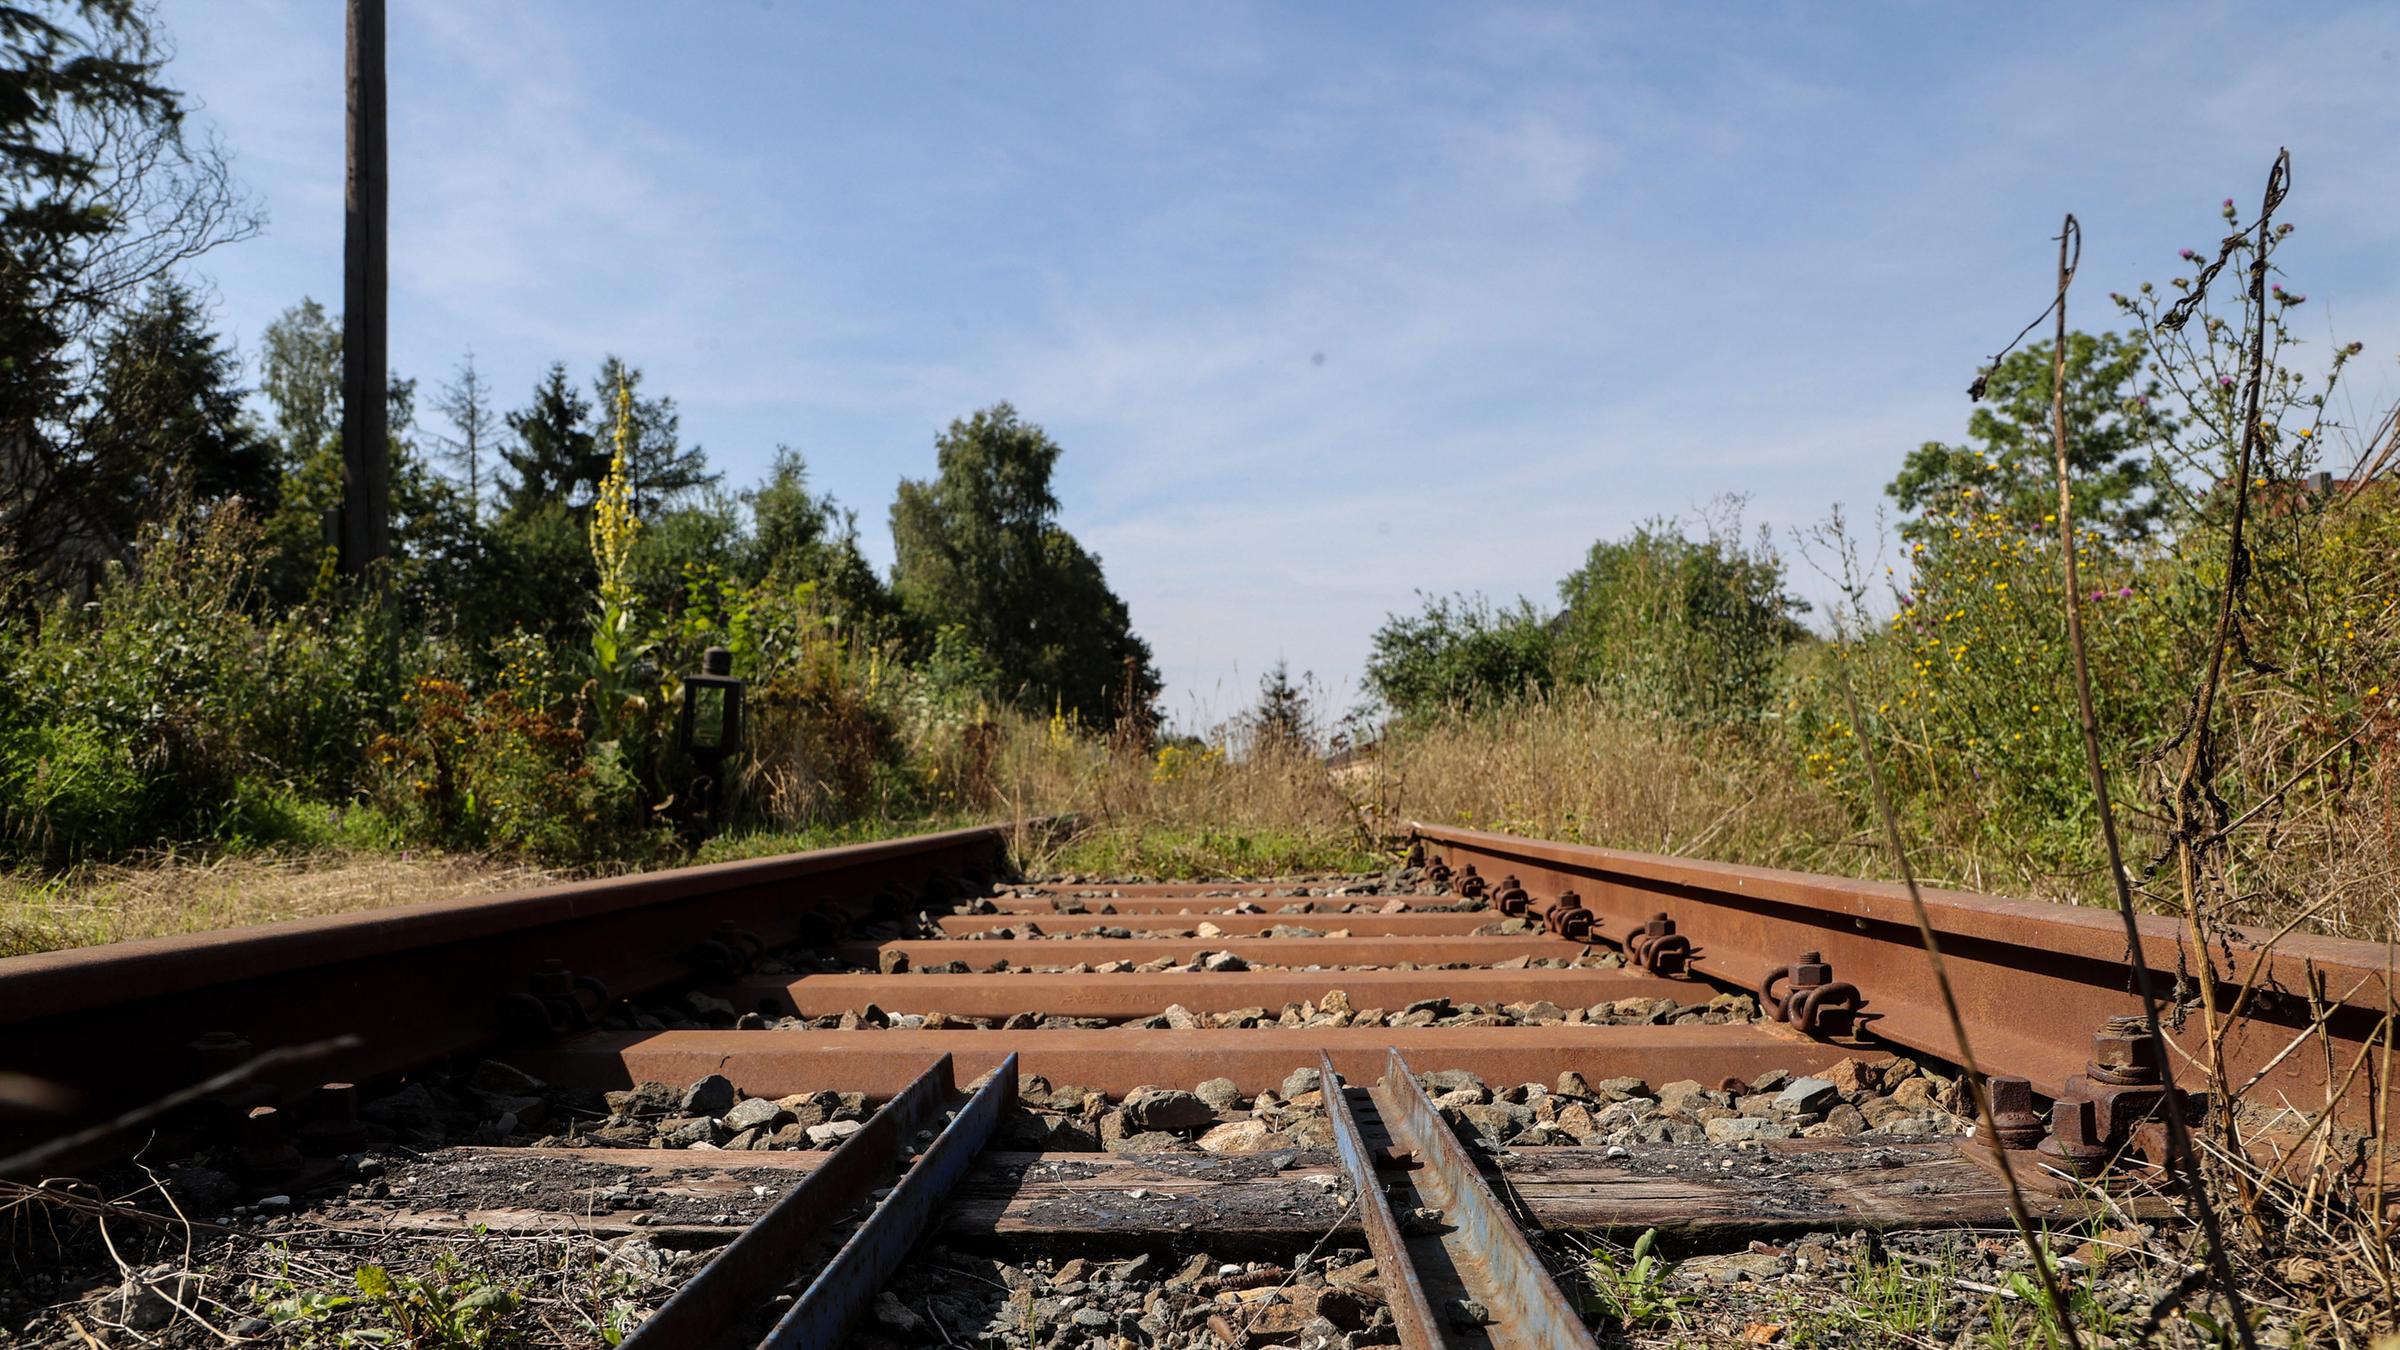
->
588, 377, 649, 745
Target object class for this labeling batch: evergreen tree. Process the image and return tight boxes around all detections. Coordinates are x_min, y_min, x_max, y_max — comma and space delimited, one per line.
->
1250, 659, 1312, 751
499, 362, 601, 519
64, 279, 276, 556
742, 446, 894, 626
890, 403, 1159, 724
431, 349, 494, 515
0, 2, 258, 579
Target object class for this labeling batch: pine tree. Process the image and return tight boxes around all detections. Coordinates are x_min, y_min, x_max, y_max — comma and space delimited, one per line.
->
431, 350, 494, 515
73, 278, 277, 547
498, 362, 601, 519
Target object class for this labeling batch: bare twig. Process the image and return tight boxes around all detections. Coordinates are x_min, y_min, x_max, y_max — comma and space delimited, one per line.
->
2045, 196, 2260, 1350
0, 1035, 361, 1178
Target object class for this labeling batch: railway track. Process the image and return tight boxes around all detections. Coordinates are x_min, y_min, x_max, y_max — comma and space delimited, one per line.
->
2, 821, 2391, 1346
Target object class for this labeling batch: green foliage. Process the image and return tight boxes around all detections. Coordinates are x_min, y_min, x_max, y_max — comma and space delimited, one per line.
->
366, 667, 647, 865
1889, 331, 2172, 544
1044, 824, 1382, 879
1554, 512, 1807, 724
0, 509, 389, 864
1585, 1228, 1689, 1329
499, 362, 602, 519
1365, 592, 1553, 718
254, 1248, 523, 1348
890, 403, 1160, 725
77, 277, 279, 522
260, 296, 343, 468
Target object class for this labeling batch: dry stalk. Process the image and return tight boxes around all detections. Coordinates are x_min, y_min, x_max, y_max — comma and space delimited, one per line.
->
1837, 678, 2085, 1350
2041, 201, 2260, 1347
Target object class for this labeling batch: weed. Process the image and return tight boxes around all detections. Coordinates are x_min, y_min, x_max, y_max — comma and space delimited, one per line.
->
253, 1247, 523, 1348
1585, 1227, 1689, 1330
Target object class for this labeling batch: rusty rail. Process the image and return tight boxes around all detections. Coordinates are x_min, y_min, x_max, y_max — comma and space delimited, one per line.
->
0, 822, 1025, 1174
1319, 1049, 1599, 1349
1411, 821, 2395, 1127
621, 1052, 1014, 1349
1318, 1051, 1446, 1347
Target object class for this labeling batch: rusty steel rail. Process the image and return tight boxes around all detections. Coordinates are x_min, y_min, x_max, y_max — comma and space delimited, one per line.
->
0, 823, 1024, 1174
1319, 1049, 1599, 1350
1318, 1051, 1446, 1347
767, 1054, 1018, 1348
621, 1052, 1017, 1350
1412, 821, 2396, 1127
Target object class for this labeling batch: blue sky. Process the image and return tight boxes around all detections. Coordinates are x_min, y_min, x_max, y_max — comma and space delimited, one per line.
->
170, 2, 2400, 727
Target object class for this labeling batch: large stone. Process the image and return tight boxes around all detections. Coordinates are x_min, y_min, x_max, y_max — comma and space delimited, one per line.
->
1635, 1116, 1705, 1146
1453, 1101, 1533, 1143
805, 1120, 864, 1147
1197, 1119, 1274, 1153
1777, 1077, 1842, 1115
1195, 1077, 1243, 1112
775, 1090, 839, 1127
1116, 1129, 1188, 1154
680, 1074, 737, 1117
1280, 1067, 1321, 1099
721, 1097, 789, 1133
1125, 1087, 1215, 1132
1655, 1080, 1719, 1118
1419, 1068, 1486, 1096
1163, 1004, 1202, 1031
360, 1082, 438, 1131
1823, 1057, 1880, 1095
1705, 1116, 1794, 1143
606, 1081, 678, 1119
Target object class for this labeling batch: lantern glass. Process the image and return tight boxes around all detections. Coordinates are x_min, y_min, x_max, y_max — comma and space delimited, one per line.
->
679, 647, 743, 760
689, 685, 729, 752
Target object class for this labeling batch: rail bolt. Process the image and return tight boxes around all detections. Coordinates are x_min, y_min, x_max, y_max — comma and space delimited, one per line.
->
240, 1105, 303, 1180
1456, 864, 1487, 900
1494, 876, 1531, 916
1547, 889, 1596, 941
299, 1082, 368, 1156
185, 1031, 275, 1120
2036, 1097, 2112, 1174
1628, 913, 1691, 976
1764, 952, 1864, 1036
1426, 858, 1454, 887
1982, 1076, 2047, 1151
2088, 1014, 2162, 1086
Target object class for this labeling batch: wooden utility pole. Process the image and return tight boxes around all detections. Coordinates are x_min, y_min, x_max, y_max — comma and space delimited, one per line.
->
340, 0, 390, 576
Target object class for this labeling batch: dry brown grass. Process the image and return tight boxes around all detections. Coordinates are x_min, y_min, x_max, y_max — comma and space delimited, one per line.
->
0, 851, 560, 957
1360, 689, 1865, 870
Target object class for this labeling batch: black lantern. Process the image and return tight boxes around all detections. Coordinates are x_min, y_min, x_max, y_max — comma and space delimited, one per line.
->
678, 646, 744, 762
